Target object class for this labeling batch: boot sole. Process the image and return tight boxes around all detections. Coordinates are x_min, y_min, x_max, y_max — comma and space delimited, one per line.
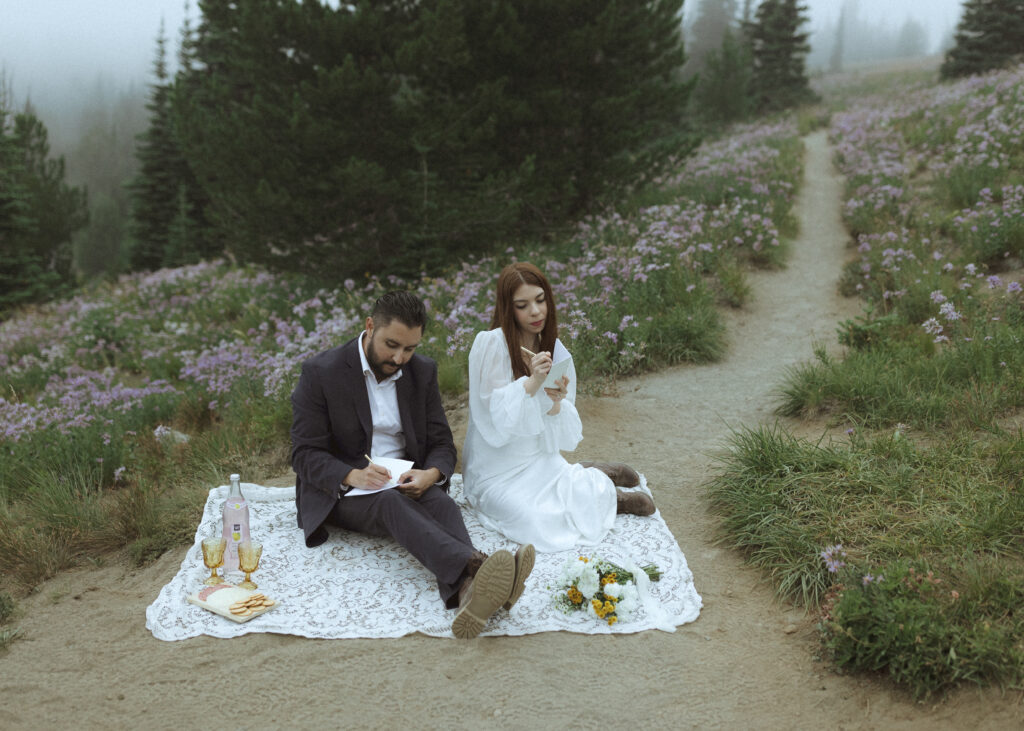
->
452, 550, 514, 639
503, 544, 535, 611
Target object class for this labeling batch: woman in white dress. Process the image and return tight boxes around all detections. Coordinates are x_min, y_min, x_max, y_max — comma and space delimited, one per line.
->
462, 262, 655, 553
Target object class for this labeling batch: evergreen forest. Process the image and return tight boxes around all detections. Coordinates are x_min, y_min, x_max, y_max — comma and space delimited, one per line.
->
2, 1, 1020, 314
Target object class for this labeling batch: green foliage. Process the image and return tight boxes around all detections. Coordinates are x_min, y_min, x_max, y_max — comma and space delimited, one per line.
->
0, 591, 14, 623
686, 0, 740, 76
707, 424, 1024, 697
778, 333, 1024, 429
174, 0, 695, 279
437, 351, 468, 396
130, 22, 212, 272
692, 28, 755, 126
0, 103, 88, 314
789, 67, 1024, 429
824, 560, 1024, 700
940, 0, 1024, 79
0, 108, 802, 589
713, 255, 751, 307
75, 192, 127, 277
746, 0, 817, 112
63, 78, 148, 281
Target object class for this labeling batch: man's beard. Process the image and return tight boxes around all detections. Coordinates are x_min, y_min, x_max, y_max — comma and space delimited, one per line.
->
366, 332, 401, 381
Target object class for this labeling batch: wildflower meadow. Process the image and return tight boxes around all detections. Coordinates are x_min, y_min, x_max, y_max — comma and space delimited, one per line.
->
0, 118, 804, 591
708, 64, 1024, 699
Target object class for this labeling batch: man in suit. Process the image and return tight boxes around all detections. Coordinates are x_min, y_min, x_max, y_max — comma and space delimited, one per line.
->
290, 291, 534, 638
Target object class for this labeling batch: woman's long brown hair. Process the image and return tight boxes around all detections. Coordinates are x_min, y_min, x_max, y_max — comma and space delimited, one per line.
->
490, 262, 559, 380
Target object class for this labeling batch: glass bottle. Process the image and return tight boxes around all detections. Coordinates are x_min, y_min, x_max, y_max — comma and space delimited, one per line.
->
221, 473, 251, 576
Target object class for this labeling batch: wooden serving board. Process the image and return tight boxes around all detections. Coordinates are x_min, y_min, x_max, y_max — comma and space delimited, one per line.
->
186, 583, 278, 623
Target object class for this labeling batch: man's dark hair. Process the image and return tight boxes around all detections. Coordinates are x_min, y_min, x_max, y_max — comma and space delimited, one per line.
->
371, 291, 427, 331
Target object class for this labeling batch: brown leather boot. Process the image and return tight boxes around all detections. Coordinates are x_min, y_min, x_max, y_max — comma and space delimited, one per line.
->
465, 550, 488, 578
502, 544, 535, 611
616, 489, 655, 516
580, 461, 641, 487
452, 550, 515, 639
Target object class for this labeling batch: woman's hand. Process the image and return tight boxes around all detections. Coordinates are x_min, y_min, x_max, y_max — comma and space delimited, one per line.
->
544, 374, 569, 414
523, 350, 552, 396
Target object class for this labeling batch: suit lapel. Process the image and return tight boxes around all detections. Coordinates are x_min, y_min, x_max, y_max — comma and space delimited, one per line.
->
344, 338, 373, 449
396, 370, 418, 464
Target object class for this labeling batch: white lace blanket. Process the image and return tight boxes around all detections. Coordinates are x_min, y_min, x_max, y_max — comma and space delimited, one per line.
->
145, 477, 702, 640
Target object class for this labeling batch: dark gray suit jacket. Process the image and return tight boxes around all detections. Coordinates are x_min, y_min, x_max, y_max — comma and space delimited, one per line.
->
290, 335, 457, 547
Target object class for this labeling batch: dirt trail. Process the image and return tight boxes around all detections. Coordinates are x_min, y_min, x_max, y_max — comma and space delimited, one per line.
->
2, 131, 1022, 730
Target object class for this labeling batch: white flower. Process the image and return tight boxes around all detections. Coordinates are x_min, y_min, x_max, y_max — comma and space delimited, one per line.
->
616, 584, 640, 619
561, 558, 586, 584
602, 581, 623, 599
576, 566, 600, 599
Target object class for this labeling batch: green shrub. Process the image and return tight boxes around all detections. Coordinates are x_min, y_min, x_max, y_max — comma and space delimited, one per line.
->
0, 592, 14, 624
824, 560, 1024, 700
708, 423, 1024, 697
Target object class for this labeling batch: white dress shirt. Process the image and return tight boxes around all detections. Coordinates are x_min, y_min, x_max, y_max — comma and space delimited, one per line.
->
357, 331, 406, 459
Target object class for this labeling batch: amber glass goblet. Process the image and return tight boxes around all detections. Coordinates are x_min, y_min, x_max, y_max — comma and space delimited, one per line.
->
237, 541, 263, 590
201, 537, 227, 586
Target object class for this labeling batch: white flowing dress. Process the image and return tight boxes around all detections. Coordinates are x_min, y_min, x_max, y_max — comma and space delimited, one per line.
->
462, 328, 617, 552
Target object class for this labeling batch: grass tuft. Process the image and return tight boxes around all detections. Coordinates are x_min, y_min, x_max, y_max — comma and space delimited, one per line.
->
707, 423, 1024, 697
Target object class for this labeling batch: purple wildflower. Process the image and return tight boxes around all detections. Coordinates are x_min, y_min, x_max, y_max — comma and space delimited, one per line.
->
820, 544, 847, 574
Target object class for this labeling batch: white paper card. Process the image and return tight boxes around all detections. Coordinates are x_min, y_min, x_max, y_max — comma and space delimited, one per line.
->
344, 457, 415, 497
543, 340, 572, 389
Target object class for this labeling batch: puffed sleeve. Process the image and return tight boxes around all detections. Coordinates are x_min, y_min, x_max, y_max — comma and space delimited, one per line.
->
468, 330, 582, 453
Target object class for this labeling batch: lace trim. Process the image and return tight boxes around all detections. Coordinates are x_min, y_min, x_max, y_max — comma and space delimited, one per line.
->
146, 477, 702, 640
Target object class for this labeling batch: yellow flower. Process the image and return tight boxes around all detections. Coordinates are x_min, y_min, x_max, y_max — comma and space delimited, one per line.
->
567, 587, 583, 604
608, 616, 618, 626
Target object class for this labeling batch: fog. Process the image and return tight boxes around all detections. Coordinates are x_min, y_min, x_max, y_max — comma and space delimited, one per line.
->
1, 1, 186, 106
2, 0, 968, 140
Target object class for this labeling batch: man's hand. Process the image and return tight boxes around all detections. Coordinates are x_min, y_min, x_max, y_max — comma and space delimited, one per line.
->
396, 467, 441, 499
344, 463, 393, 491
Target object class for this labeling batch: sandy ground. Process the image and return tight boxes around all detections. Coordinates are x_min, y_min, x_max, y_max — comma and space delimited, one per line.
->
2, 131, 1023, 730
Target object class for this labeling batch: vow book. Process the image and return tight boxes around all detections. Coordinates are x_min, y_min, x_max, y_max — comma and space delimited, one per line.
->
345, 457, 415, 497
543, 340, 573, 389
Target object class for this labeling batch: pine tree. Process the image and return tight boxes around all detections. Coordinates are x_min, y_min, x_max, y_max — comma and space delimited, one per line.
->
0, 97, 37, 314
130, 13, 213, 272
1, 100, 88, 312
75, 192, 126, 278
829, 4, 846, 74
169, 0, 214, 265
940, 0, 1024, 79
895, 19, 928, 59
129, 23, 179, 270
405, 0, 695, 229
740, 0, 754, 26
692, 28, 754, 125
747, 0, 816, 112
174, 0, 696, 278
687, 0, 739, 75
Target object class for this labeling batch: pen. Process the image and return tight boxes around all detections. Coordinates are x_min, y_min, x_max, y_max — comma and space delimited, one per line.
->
365, 454, 392, 480
520, 346, 536, 357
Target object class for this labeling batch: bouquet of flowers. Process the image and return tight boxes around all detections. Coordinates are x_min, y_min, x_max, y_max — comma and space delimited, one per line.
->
555, 555, 661, 625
